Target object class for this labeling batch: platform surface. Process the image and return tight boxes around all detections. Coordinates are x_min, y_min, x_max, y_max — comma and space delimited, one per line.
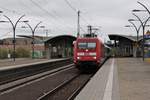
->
118, 58, 150, 100
0, 58, 67, 71
0, 58, 47, 67
75, 58, 150, 100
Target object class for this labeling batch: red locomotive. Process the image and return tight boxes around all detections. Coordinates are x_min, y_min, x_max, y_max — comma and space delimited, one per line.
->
73, 37, 110, 71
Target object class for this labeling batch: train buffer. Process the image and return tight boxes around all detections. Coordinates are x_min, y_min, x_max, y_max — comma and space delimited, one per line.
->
75, 58, 150, 100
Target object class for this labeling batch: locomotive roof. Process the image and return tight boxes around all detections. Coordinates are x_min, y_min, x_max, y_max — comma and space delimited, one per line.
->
77, 37, 103, 43
77, 37, 99, 40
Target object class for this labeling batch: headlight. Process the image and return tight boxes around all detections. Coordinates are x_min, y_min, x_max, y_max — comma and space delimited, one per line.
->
77, 57, 80, 59
93, 57, 96, 59
77, 52, 84, 56
89, 52, 96, 56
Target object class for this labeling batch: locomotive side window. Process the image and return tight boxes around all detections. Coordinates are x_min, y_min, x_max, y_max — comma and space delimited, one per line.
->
78, 42, 96, 49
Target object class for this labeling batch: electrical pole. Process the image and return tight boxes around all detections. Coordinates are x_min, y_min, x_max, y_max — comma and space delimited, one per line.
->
87, 25, 99, 37
77, 10, 80, 37
88, 25, 92, 35
45, 29, 48, 37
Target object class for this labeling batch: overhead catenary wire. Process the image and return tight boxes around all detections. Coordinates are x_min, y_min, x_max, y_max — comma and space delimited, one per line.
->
64, 0, 90, 24
30, 0, 56, 18
0, 0, 44, 23
35, 0, 77, 30
80, 27, 86, 33
29, 0, 69, 33
15, 0, 65, 34
64, 0, 89, 32
64, 0, 77, 12
0, 31, 12, 39
30, 0, 76, 33
0, 0, 87, 36
0, 6, 23, 15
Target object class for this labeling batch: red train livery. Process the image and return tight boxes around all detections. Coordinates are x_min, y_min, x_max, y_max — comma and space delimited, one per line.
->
73, 37, 110, 71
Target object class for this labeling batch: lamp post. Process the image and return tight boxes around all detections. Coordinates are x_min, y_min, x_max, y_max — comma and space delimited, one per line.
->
0, 11, 3, 52
45, 29, 48, 37
39, 26, 49, 37
0, 15, 25, 61
128, 19, 141, 41
125, 20, 141, 57
23, 21, 42, 59
131, 13, 150, 60
137, 2, 150, 16
132, 2, 150, 60
77, 10, 80, 37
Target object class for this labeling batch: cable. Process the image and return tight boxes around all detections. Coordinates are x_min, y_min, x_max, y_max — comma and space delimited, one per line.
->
64, 0, 90, 27
30, 0, 68, 33
0, 31, 12, 38
30, 0, 80, 36
0, 6, 23, 15
18, 0, 39, 17
30, 0, 75, 32
80, 27, 86, 33
30, 0, 56, 18
36, 0, 76, 30
81, 15, 90, 25
64, 0, 77, 12
16, 0, 58, 26
63, 0, 89, 34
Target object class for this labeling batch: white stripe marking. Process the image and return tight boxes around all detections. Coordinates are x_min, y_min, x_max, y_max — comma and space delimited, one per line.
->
103, 59, 115, 100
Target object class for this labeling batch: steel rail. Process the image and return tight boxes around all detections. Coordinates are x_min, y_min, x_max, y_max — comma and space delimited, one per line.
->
67, 75, 92, 100
37, 74, 81, 100
0, 59, 72, 85
0, 64, 74, 93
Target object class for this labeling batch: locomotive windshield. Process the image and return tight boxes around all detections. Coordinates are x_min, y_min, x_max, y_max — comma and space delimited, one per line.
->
78, 42, 87, 49
78, 42, 96, 49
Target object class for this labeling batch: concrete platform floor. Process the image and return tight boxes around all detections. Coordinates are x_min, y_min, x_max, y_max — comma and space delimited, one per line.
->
0, 58, 49, 67
1, 58, 150, 100
117, 58, 150, 100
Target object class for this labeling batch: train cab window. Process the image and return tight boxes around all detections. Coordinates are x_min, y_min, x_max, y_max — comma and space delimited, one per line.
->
78, 42, 87, 49
87, 42, 96, 49
78, 42, 96, 49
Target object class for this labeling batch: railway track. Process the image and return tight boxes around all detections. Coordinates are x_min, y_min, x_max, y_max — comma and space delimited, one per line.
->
37, 74, 80, 100
37, 73, 92, 100
0, 64, 74, 93
0, 64, 85, 100
0, 58, 72, 85
0, 58, 95, 100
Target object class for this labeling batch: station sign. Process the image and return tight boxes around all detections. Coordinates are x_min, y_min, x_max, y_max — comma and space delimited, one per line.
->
144, 35, 150, 39
144, 30, 150, 61
144, 30, 150, 45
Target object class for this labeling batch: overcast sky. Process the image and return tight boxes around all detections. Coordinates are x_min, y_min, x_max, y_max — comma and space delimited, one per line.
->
0, 0, 149, 39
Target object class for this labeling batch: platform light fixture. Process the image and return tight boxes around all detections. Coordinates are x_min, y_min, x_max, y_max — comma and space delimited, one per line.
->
132, 9, 147, 12
128, 19, 139, 22
0, 15, 26, 61
21, 21, 42, 59
125, 25, 134, 27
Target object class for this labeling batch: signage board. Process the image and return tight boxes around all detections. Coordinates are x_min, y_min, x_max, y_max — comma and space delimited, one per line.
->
144, 32, 150, 61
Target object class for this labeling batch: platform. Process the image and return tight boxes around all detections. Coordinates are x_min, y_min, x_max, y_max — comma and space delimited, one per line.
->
0, 58, 48, 67
0, 58, 69, 71
75, 58, 150, 100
